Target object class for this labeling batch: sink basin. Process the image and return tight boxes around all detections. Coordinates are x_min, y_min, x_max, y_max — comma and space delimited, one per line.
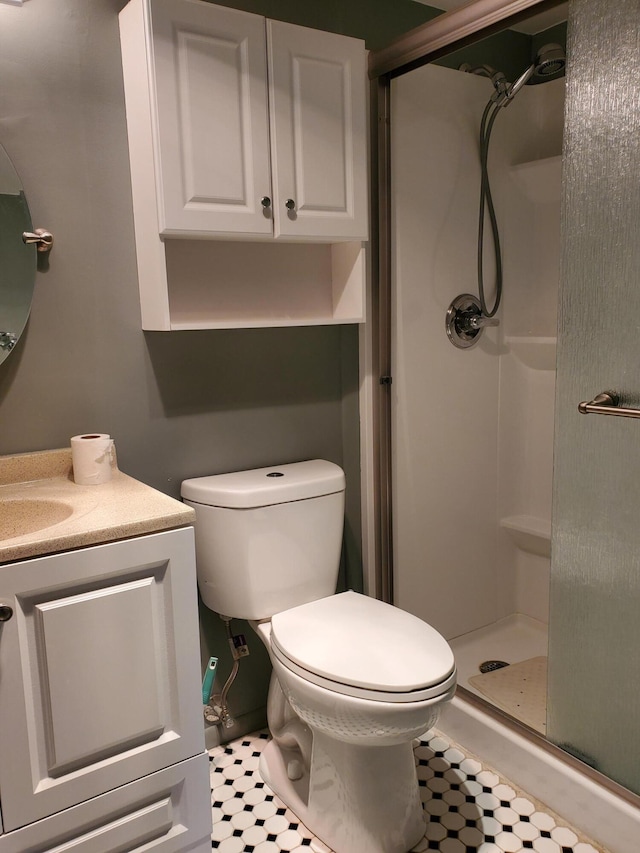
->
0, 448, 194, 563
0, 499, 74, 540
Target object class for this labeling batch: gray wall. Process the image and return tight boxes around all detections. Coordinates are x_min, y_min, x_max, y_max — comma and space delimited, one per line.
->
0, 0, 433, 738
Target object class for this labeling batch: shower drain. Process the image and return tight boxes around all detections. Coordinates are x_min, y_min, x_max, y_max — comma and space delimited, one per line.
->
479, 660, 510, 674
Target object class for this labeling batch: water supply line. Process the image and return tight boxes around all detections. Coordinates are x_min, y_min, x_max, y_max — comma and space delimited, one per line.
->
204, 615, 240, 729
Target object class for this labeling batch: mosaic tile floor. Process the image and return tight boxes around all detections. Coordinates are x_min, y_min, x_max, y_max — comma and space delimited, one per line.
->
209, 730, 603, 853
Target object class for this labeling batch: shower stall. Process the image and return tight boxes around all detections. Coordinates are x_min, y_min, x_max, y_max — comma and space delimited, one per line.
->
363, 0, 640, 836
391, 43, 564, 736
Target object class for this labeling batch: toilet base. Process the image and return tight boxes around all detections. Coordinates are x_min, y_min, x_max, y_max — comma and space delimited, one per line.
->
259, 730, 426, 853
258, 739, 309, 821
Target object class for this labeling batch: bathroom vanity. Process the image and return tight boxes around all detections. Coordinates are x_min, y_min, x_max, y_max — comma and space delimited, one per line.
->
0, 450, 211, 852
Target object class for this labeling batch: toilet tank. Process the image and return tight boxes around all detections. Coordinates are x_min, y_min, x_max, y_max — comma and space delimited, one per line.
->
181, 460, 345, 621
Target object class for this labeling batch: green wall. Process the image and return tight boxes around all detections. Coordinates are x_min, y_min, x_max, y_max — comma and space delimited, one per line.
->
206, 0, 441, 49
0, 0, 566, 746
0, 0, 444, 749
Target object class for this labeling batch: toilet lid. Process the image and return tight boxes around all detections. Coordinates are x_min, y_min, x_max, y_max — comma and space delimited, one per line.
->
270, 591, 456, 702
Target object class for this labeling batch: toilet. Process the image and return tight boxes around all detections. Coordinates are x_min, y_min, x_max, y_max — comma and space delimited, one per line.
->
182, 460, 456, 853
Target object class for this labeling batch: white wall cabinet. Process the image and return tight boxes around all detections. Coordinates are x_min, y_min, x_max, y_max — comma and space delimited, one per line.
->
148, 0, 367, 241
0, 528, 211, 850
119, 0, 368, 330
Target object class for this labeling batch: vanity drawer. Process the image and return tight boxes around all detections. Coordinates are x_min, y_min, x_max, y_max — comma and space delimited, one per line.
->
0, 753, 211, 853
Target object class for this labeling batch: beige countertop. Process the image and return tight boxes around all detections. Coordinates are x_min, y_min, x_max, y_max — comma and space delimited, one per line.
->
0, 448, 194, 564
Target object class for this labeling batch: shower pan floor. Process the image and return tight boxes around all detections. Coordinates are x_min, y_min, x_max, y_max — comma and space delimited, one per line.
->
450, 613, 548, 732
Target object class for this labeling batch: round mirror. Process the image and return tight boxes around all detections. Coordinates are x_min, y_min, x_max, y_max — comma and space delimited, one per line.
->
0, 142, 36, 366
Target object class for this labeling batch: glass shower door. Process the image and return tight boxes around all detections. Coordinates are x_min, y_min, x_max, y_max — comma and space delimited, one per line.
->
548, 0, 640, 795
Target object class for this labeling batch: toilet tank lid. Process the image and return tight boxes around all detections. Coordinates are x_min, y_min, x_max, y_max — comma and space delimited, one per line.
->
181, 459, 345, 508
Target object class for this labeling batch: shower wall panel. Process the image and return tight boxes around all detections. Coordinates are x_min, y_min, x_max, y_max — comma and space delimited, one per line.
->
391, 65, 505, 640
391, 64, 563, 641
497, 82, 564, 624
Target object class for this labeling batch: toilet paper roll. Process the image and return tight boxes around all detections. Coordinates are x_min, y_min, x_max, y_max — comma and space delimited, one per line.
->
71, 434, 116, 485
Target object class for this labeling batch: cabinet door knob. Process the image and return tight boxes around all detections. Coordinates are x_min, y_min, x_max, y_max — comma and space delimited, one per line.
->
285, 198, 296, 211
0, 604, 13, 622
260, 196, 271, 209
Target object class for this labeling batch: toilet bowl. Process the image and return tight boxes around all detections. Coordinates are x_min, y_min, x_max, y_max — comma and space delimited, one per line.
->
181, 460, 457, 853
252, 591, 455, 853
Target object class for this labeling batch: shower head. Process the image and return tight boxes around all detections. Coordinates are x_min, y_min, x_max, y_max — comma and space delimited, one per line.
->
534, 43, 566, 78
502, 43, 566, 105
462, 43, 566, 108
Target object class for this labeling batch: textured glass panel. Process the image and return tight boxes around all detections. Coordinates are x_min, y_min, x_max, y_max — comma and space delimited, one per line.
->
549, 0, 640, 794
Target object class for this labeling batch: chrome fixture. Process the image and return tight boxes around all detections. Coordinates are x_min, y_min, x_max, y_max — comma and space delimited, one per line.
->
459, 63, 509, 95
0, 331, 17, 352
449, 43, 566, 350
285, 198, 296, 210
22, 228, 54, 253
446, 294, 499, 349
534, 43, 566, 78
0, 604, 13, 622
501, 44, 566, 105
260, 196, 271, 208
460, 44, 566, 108
578, 391, 640, 419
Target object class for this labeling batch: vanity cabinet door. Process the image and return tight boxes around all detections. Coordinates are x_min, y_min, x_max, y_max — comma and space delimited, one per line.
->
267, 20, 368, 241
0, 528, 204, 832
149, 0, 273, 237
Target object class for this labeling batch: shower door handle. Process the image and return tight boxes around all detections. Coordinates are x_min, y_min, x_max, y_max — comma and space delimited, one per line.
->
578, 391, 640, 419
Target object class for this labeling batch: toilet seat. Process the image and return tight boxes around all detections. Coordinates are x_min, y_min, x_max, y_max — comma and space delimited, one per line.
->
270, 591, 456, 703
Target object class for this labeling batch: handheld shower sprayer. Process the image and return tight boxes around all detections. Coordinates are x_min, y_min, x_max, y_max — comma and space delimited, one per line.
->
460, 43, 566, 108
502, 64, 536, 104
534, 43, 566, 78
447, 43, 566, 348
502, 44, 566, 106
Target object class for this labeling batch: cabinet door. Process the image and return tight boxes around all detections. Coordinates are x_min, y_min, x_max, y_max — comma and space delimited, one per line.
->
0, 529, 204, 831
267, 20, 368, 241
150, 0, 273, 237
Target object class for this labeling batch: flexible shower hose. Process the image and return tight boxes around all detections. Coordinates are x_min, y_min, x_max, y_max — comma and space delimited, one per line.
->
477, 97, 504, 318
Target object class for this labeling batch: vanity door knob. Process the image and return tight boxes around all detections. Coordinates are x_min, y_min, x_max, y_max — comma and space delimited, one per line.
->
260, 196, 271, 209
285, 198, 296, 211
0, 604, 13, 622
